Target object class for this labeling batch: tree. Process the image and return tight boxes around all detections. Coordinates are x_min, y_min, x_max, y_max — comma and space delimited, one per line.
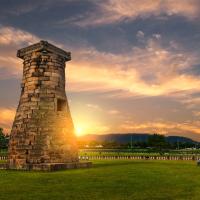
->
0, 128, 9, 149
147, 134, 168, 152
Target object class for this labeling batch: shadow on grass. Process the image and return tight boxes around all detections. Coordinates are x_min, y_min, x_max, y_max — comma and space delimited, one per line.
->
0, 160, 195, 174
0, 161, 152, 173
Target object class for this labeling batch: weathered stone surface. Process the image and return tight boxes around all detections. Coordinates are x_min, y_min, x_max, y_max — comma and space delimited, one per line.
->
8, 40, 80, 171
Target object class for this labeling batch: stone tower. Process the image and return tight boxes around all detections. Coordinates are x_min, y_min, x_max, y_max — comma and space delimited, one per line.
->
8, 41, 89, 171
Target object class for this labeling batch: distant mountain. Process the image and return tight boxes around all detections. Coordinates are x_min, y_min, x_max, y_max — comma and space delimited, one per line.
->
78, 133, 198, 144
166, 136, 196, 144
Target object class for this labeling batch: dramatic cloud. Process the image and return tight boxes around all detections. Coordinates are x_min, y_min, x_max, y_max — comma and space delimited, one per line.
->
69, 0, 200, 26
0, 26, 40, 78
68, 36, 200, 99
1, 21, 200, 139
2, 26, 198, 99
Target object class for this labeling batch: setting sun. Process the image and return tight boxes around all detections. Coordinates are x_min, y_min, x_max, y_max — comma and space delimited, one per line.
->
75, 126, 84, 136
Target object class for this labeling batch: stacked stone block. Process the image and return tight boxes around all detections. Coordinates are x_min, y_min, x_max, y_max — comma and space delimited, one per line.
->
8, 41, 79, 170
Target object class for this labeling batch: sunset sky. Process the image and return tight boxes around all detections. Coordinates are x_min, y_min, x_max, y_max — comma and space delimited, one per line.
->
1, 0, 200, 140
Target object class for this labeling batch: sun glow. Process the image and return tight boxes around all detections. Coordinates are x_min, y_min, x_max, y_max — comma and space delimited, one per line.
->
75, 126, 84, 136
72, 106, 110, 137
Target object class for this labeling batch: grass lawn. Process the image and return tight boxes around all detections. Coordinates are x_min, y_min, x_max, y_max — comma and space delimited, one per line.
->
0, 160, 200, 200
79, 150, 200, 157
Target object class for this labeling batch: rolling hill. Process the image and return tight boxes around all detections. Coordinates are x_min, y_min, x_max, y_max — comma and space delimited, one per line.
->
78, 133, 198, 144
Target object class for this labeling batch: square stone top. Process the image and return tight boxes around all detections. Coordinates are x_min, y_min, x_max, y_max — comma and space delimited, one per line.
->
17, 40, 71, 61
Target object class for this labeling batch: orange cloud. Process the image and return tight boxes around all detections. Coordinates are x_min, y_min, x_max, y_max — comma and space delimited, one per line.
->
0, 107, 15, 133
86, 104, 102, 110
178, 96, 200, 109
67, 38, 199, 98
193, 111, 200, 117
0, 26, 39, 45
119, 120, 200, 140
108, 110, 120, 115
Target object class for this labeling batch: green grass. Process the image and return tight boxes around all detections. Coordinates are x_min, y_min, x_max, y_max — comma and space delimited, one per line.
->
79, 151, 161, 156
0, 160, 200, 200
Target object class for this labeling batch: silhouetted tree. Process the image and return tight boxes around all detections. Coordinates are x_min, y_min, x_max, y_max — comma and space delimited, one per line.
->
0, 128, 9, 149
147, 134, 168, 152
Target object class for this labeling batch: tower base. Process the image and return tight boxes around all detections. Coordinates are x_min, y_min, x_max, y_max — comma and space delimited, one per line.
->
0, 162, 92, 171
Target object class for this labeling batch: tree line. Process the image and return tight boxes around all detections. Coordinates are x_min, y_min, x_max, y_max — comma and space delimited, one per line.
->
78, 134, 199, 150
0, 128, 9, 149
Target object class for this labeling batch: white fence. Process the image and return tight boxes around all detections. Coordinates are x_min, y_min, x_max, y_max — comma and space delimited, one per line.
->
0, 156, 7, 160
1, 155, 198, 161
79, 155, 200, 161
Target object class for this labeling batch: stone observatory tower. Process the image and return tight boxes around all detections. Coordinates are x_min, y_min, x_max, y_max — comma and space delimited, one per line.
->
8, 41, 91, 171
